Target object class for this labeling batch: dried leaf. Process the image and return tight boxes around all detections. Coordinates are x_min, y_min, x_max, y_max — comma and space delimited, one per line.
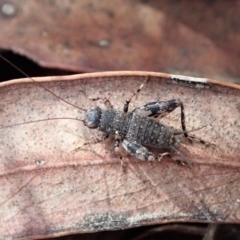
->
0, 72, 239, 239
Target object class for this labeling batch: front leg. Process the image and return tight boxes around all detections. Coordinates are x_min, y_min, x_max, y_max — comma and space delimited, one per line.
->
133, 99, 188, 138
88, 96, 113, 109
71, 133, 109, 153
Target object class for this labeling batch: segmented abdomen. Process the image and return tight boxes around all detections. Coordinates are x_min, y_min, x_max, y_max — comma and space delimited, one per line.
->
99, 109, 173, 148
126, 113, 173, 148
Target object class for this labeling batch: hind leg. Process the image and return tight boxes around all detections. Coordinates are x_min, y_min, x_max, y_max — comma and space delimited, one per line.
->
133, 99, 188, 138
122, 139, 154, 161
88, 96, 113, 109
186, 134, 215, 147
122, 140, 184, 165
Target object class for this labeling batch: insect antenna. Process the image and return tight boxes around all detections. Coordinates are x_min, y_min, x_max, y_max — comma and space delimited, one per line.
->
0, 55, 87, 112
0, 117, 85, 129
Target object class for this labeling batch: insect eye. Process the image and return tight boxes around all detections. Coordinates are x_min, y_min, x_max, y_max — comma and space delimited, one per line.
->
85, 107, 102, 128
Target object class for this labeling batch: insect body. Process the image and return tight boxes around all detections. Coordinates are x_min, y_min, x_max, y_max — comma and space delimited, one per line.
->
0, 55, 205, 165
85, 98, 189, 163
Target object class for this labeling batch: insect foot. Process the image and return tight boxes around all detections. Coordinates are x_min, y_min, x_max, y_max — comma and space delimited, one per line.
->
157, 152, 171, 162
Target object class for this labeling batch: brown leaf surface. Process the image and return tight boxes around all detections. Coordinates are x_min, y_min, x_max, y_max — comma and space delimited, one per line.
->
0, 0, 240, 82
0, 72, 240, 239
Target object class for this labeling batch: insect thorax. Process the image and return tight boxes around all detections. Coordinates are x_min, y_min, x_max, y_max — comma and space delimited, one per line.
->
99, 109, 130, 136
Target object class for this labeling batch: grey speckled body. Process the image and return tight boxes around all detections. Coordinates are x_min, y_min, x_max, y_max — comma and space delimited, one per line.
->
99, 109, 174, 149
84, 100, 183, 162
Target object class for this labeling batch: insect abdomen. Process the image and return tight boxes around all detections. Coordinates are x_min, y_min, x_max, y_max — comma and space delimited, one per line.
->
98, 109, 173, 149
126, 113, 173, 148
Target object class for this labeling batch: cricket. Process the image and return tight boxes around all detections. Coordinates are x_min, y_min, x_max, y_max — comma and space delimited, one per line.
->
0, 55, 209, 167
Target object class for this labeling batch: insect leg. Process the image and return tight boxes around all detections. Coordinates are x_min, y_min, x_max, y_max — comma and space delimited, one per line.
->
122, 139, 154, 161
114, 135, 128, 169
71, 133, 109, 153
114, 134, 122, 151
170, 145, 192, 168
89, 96, 113, 109
123, 77, 149, 113
183, 134, 215, 146
157, 152, 171, 161
133, 99, 188, 137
